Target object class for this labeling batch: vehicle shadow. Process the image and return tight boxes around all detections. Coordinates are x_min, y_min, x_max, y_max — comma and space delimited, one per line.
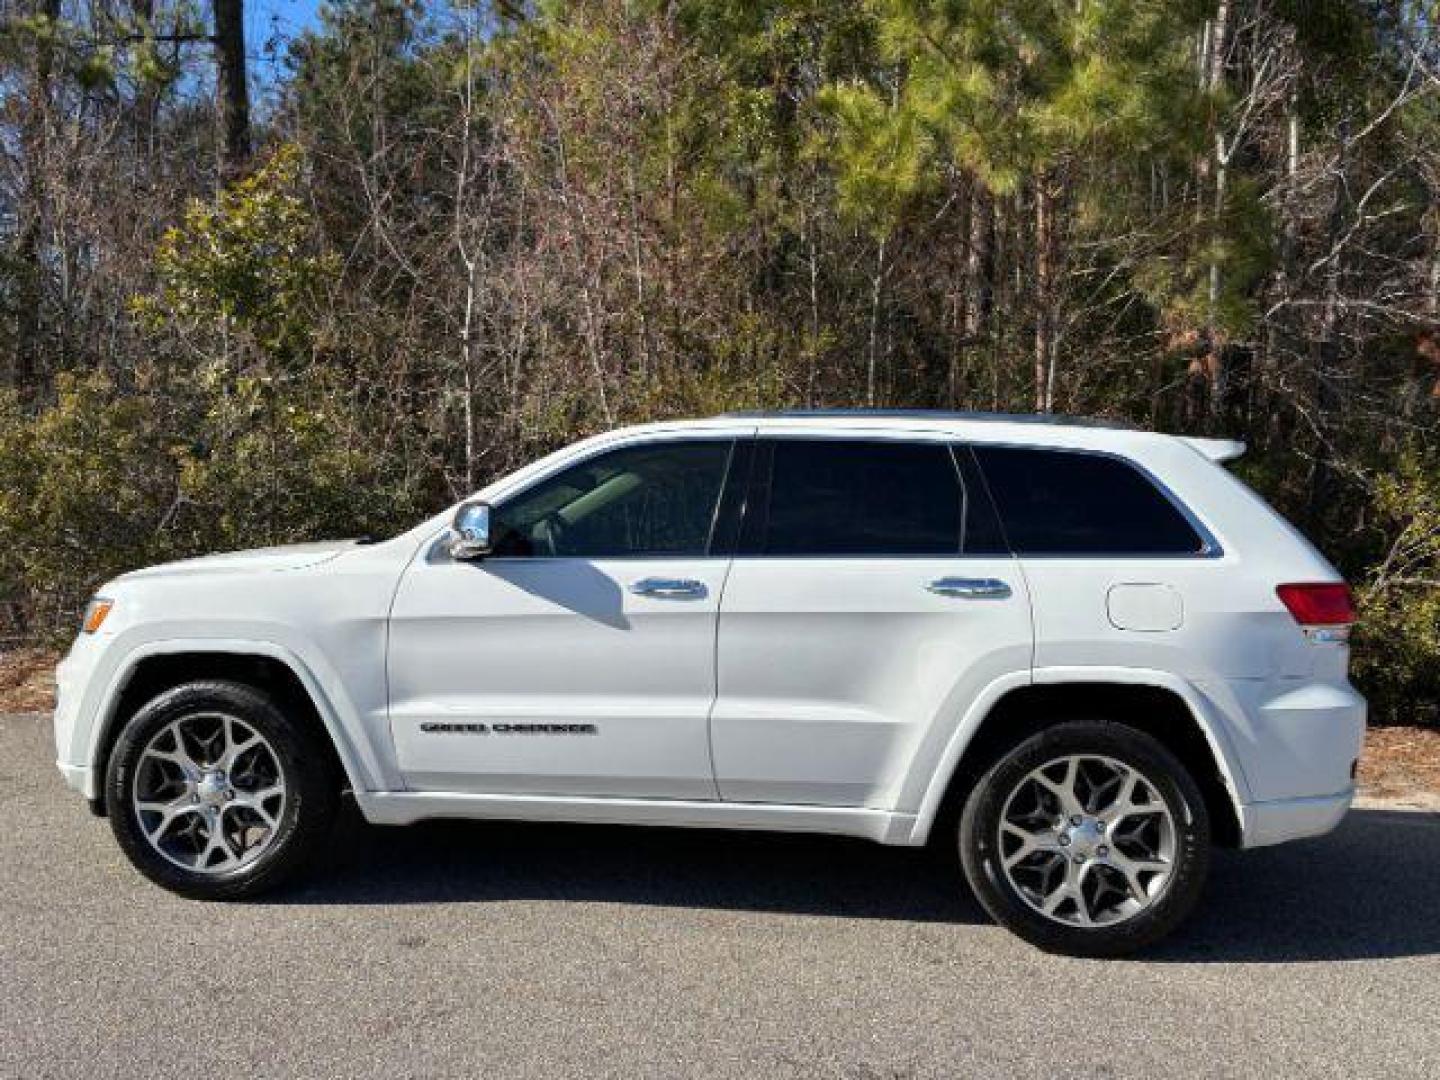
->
1146, 808, 1440, 965
275, 807, 1440, 964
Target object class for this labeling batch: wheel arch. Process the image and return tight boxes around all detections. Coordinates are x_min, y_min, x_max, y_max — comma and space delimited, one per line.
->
90, 641, 378, 811
908, 669, 1248, 848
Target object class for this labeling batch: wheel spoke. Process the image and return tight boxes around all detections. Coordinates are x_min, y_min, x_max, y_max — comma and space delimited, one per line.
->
198, 820, 239, 871
1107, 846, 1168, 894
137, 794, 201, 840
1101, 769, 1159, 826
1110, 856, 1156, 903
1034, 758, 1085, 819
1070, 861, 1103, 926
230, 783, 283, 828
142, 721, 200, 778
220, 716, 261, 770
1041, 883, 1072, 916
1001, 822, 1061, 868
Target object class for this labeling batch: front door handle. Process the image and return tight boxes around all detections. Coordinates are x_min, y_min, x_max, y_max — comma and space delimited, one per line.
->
630, 577, 708, 600
927, 577, 1012, 600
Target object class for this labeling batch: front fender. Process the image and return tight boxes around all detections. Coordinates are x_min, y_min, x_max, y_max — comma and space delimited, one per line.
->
74, 635, 396, 801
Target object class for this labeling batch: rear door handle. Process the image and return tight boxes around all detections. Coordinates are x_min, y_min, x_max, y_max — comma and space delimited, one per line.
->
630, 577, 708, 600
927, 577, 1012, 600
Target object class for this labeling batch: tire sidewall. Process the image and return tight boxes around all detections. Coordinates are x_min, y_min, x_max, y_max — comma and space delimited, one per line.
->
105, 680, 334, 900
959, 720, 1211, 957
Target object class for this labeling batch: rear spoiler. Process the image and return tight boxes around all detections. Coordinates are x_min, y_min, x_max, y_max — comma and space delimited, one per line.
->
1180, 436, 1246, 464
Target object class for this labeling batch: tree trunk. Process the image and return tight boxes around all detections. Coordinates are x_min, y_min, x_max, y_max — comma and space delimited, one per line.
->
866, 237, 886, 406
11, 0, 61, 396
1260, 91, 1302, 439
212, 0, 251, 182
1200, 0, 1232, 428
990, 194, 1010, 410
131, 0, 159, 154
965, 184, 994, 345
1034, 173, 1056, 413
1309, 116, 1350, 520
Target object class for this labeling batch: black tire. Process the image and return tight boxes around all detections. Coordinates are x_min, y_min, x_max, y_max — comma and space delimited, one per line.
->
105, 679, 338, 900
958, 720, 1210, 958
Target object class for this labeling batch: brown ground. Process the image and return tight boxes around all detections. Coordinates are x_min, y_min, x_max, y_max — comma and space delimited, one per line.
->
5, 647, 1436, 800
1357, 725, 1440, 802
0, 647, 58, 712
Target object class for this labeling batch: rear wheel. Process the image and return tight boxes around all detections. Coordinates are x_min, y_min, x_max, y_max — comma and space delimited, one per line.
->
105, 680, 338, 900
959, 720, 1210, 957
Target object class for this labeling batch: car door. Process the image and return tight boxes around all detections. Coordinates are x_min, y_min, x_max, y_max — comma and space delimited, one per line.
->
387, 434, 746, 799
710, 433, 1033, 808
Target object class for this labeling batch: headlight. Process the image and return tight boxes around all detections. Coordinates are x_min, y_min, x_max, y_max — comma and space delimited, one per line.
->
81, 597, 114, 634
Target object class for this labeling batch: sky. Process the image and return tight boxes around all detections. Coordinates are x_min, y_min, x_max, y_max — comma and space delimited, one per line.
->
248, 0, 326, 81
250, 0, 326, 44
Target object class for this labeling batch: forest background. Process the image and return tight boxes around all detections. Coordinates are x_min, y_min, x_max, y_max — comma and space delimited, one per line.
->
0, 0, 1436, 725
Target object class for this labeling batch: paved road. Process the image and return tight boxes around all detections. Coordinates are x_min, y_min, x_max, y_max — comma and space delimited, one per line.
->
4, 712, 1439, 1079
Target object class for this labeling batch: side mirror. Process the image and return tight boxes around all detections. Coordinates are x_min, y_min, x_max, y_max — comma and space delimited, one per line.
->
448, 500, 493, 560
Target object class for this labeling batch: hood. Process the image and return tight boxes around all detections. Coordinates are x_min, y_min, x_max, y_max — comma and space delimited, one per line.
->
116, 540, 358, 582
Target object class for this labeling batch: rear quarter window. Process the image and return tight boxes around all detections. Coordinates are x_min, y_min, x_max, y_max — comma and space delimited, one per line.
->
971, 445, 1207, 556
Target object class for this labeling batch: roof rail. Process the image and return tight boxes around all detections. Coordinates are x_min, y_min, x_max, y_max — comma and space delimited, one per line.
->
715, 408, 1135, 430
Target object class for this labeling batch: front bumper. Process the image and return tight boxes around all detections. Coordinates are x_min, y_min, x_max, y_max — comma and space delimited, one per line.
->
57, 761, 92, 796
53, 641, 105, 801
1238, 788, 1354, 849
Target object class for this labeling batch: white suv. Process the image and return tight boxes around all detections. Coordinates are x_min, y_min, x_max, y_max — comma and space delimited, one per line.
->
54, 411, 1364, 955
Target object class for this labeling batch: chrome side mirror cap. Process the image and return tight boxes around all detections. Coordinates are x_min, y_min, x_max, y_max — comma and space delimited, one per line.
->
448, 500, 493, 560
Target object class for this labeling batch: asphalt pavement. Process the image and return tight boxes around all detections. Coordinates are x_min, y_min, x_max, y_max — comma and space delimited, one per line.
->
4, 711, 1438, 1079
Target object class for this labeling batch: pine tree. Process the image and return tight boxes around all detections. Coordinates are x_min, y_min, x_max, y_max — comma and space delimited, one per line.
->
825, 0, 1207, 410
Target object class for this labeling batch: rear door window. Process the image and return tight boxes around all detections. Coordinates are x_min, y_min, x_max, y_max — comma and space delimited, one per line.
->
742, 439, 965, 556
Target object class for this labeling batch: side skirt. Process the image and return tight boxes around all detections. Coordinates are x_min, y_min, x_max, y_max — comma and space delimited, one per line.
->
355, 791, 921, 845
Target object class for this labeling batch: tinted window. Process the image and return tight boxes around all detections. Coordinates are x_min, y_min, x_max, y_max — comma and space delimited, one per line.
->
972, 446, 1205, 555
752, 440, 963, 556
491, 441, 731, 558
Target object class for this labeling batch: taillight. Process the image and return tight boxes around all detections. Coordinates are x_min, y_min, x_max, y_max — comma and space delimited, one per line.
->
1276, 583, 1355, 626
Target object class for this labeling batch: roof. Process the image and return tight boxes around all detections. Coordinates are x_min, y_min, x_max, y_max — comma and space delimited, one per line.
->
716, 408, 1133, 430
712, 409, 1245, 461
536, 410, 1248, 473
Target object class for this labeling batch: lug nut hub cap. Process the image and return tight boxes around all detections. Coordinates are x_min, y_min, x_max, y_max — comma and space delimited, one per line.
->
1063, 817, 1106, 860
194, 769, 229, 808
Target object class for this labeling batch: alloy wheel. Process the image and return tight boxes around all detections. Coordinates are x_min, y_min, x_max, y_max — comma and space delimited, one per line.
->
130, 712, 287, 874
997, 754, 1177, 928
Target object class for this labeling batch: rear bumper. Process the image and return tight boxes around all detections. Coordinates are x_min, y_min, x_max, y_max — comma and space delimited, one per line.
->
1238, 788, 1353, 849
1195, 672, 1364, 848
1223, 680, 1364, 798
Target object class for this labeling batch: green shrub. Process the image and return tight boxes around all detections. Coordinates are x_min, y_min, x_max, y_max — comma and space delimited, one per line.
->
1351, 448, 1440, 727
0, 375, 174, 638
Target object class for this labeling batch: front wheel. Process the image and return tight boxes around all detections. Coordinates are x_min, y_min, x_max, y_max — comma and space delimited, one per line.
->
105, 680, 338, 900
959, 720, 1210, 957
